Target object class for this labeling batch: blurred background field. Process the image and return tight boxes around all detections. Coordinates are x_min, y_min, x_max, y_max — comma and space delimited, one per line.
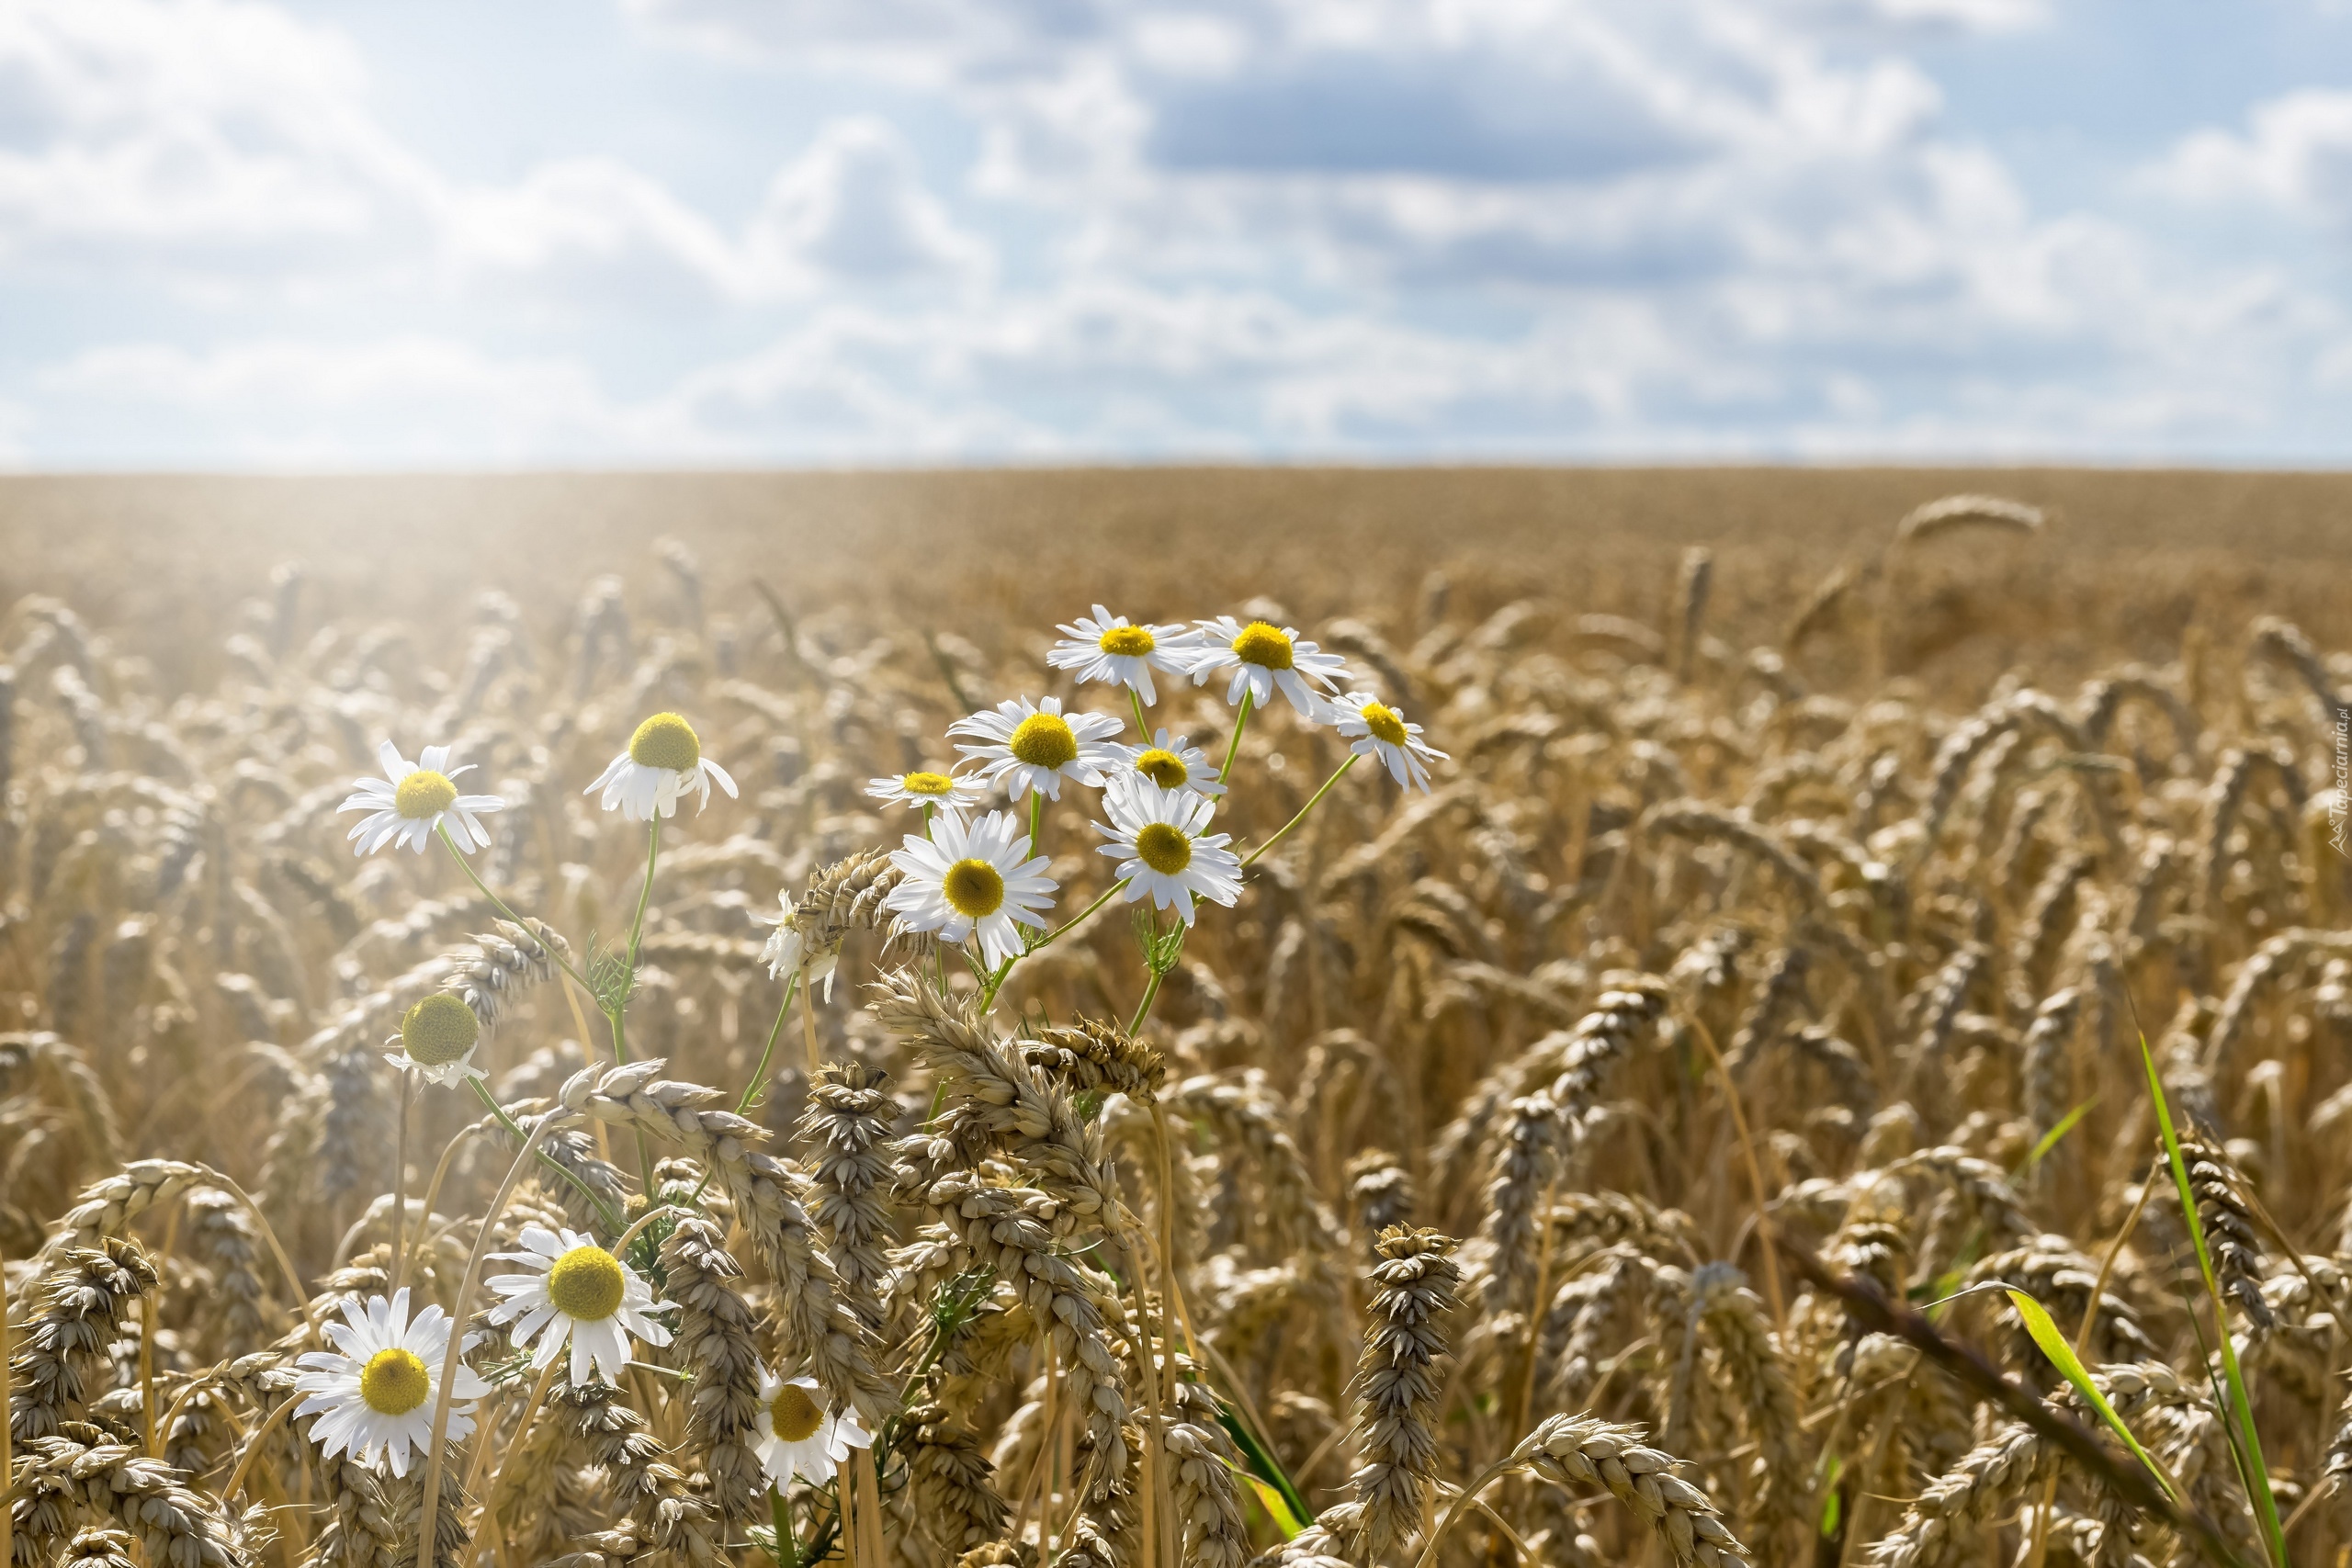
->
8, 466, 2352, 694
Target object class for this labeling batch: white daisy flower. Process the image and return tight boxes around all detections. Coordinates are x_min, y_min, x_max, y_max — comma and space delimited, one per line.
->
292, 1288, 488, 1479
948, 695, 1125, 802
1184, 618, 1354, 719
586, 712, 739, 821
1114, 728, 1226, 799
1046, 604, 1196, 705
758, 896, 839, 1003
752, 1367, 875, 1487
1093, 780, 1243, 926
382, 992, 487, 1088
339, 740, 503, 857
883, 808, 1057, 968
484, 1225, 674, 1386
1332, 693, 1448, 793
865, 768, 989, 819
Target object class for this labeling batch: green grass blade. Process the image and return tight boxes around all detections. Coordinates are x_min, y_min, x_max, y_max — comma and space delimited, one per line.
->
1235, 1469, 1308, 1540
2004, 1288, 2176, 1502
2137, 1030, 2288, 1567
2016, 1096, 2097, 1178
1216, 1404, 1314, 1528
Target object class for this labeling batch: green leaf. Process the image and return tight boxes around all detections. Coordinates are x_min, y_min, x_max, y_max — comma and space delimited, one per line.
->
1815, 1455, 1844, 1540
1216, 1404, 1314, 1529
2016, 1096, 2097, 1177
2137, 1031, 2288, 1567
1238, 1471, 1307, 1540
2003, 1287, 2176, 1503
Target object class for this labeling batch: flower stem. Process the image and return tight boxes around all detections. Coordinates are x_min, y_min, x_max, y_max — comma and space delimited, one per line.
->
607, 814, 662, 1063
1240, 752, 1359, 868
978, 880, 1129, 1010
626, 816, 662, 974
737, 969, 801, 1115
1129, 687, 1151, 739
1027, 789, 1045, 854
1128, 967, 1169, 1036
467, 1077, 623, 1233
436, 827, 591, 993
773, 1485, 799, 1568
1220, 689, 1254, 785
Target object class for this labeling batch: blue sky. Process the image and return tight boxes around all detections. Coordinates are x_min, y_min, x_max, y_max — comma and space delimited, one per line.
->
5, 0, 2350, 466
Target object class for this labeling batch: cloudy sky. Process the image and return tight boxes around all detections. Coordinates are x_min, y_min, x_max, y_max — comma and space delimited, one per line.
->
5, 0, 2350, 467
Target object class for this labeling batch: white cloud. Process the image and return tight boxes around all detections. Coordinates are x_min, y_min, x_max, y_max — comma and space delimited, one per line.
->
0, 0, 435, 282
2156, 89, 2352, 221
31, 338, 682, 465
0, 0, 2344, 463
749, 118, 993, 291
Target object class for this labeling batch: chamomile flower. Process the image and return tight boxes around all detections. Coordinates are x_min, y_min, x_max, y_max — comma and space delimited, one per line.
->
883, 808, 1057, 968
339, 740, 503, 857
753, 1368, 874, 1486
485, 1226, 674, 1386
1332, 693, 1448, 793
585, 712, 739, 821
292, 1288, 487, 1478
759, 896, 839, 1003
1047, 605, 1196, 705
865, 769, 989, 819
1184, 617, 1355, 720
1114, 728, 1226, 799
382, 992, 487, 1088
1093, 780, 1242, 926
948, 695, 1124, 802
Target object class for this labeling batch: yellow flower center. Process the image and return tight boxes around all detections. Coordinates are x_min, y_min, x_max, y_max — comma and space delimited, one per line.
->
547, 1245, 627, 1322
1231, 622, 1295, 671
770, 1382, 825, 1443
400, 993, 480, 1066
901, 771, 956, 797
1361, 702, 1409, 747
395, 770, 458, 820
1134, 749, 1190, 790
1135, 822, 1193, 876
628, 712, 701, 772
1008, 712, 1079, 771
1097, 625, 1155, 657
943, 859, 1006, 919
359, 1348, 431, 1416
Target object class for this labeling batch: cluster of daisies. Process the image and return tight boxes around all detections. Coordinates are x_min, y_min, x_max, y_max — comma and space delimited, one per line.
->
343, 716, 740, 852
309, 606, 1443, 1488
847, 611, 1446, 973
293, 1228, 868, 1487
326, 716, 875, 1487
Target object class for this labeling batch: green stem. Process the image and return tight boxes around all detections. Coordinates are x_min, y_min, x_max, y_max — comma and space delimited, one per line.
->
1043, 880, 1130, 947
436, 827, 591, 992
772, 1483, 799, 1568
977, 954, 1018, 1012
1027, 789, 1045, 854
687, 967, 800, 1212
1129, 687, 1151, 739
1129, 967, 1169, 1036
605, 815, 662, 1071
737, 970, 801, 1116
977, 879, 1131, 1010
1241, 752, 1360, 869
466, 1077, 624, 1234
626, 815, 661, 975
1219, 689, 1255, 785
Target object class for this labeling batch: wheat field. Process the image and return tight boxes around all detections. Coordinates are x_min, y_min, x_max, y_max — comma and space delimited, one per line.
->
0, 468, 2349, 1568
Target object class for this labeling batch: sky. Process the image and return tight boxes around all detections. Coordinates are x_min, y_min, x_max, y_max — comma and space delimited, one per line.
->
5, 0, 2352, 468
